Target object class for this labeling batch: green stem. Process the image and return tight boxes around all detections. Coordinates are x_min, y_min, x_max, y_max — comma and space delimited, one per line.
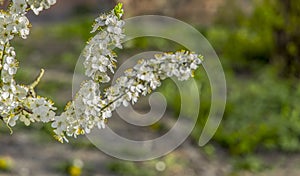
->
0, 42, 8, 86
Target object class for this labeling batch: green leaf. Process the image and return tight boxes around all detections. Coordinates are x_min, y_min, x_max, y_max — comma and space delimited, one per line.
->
114, 3, 124, 19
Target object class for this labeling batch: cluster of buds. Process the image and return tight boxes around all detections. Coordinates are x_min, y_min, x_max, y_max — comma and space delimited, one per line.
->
0, 1, 203, 143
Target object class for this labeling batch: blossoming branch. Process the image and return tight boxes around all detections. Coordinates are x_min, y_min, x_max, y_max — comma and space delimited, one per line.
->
0, 0, 203, 143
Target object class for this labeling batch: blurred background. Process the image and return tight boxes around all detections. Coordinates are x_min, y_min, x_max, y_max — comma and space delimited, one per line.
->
1, 0, 300, 175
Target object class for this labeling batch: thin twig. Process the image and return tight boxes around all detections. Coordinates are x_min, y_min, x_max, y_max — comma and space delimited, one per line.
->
100, 93, 126, 111
29, 68, 44, 89
27, 69, 45, 97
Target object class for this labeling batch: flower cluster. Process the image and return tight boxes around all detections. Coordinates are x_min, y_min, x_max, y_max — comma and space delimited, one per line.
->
0, 0, 56, 129
84, 5, 125, 83
51, 5, 126, 141
0, 44, 56, 128
101, 51, 203, 117
0, 44, 28, 126
26, 0, 56, 15
0, 2, 204, 143
51, 80, 103, 142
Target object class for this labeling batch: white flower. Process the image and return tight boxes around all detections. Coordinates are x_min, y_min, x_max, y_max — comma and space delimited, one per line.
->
8, 114, 19, 126
2, 92, 10, 99
16, 16, 30, 39
22, 96, 56, 124
14, 85, 28, 100
19, 113, 30, 126
26, 0, 56, 15
10, 0, 28, 14
91, 14, 106, 33
97, 119, 106, 129
0, 22, 14, 44
3, 56, 17, 75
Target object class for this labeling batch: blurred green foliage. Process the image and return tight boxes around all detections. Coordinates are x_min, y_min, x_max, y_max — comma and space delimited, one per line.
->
161, 0, 300, 159
231, 155, 267, 173
161, 65, 300, 155
206, 0, 300, 154
216, 71, 300, 154
209, 0, 300, 77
